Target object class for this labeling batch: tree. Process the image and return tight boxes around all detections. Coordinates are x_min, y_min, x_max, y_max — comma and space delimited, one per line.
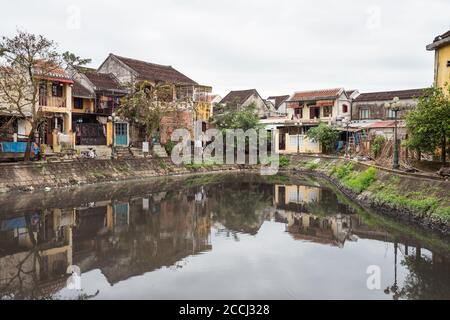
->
117, 81, 190, 144
0, 30, 60, 160
0, 30, 89, 160
62, 51, 92, 69
405, 86, 450, 164
306, 122, 339, 154
211, 100, 262, 132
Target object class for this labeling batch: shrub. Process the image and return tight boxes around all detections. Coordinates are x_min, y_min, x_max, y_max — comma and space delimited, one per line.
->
306, 123, 339, 154
279, 156, 290, 168
334, 163, 354, 179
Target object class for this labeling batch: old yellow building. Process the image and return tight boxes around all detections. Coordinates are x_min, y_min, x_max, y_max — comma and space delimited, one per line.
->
427, 30, 450, 94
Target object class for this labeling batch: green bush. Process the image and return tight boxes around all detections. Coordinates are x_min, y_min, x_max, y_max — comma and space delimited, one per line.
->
334, 163, 354, 179
279, 156, 290, 168
344, 167, 377, 193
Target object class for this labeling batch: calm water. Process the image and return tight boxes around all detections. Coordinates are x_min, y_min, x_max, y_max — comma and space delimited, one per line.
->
0, 173, 449, 300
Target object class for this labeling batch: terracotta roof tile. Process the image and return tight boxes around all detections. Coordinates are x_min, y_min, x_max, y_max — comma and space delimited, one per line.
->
290, 88, 343, 101
112, 54, 198, 85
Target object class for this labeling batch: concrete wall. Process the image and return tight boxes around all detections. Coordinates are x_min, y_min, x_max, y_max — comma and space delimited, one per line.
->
98, 56, 135, 84
242, 94, 269, 118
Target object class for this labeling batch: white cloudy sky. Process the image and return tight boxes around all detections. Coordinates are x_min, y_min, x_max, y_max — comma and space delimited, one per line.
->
1, 0, 449, 97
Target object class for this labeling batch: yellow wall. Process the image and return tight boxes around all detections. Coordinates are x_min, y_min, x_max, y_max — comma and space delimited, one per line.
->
275, 130, 322, 154
436, 44, 450, 94
106, 121, 113, 146
274, 185, 322, 205
195, 101, 212, 121
72, 98, 94, 114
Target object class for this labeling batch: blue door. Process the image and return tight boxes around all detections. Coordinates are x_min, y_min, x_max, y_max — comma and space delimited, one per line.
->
115, 123, 128, 146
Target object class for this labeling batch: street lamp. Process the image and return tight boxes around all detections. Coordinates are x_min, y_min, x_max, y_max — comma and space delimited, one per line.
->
384, 97, 408, 170
342, 117, 350, 157
111, 112, 116, 159
296, 121, 302, 154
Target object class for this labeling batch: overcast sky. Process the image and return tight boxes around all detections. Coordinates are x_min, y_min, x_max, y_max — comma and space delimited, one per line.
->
1, 0, 449, 97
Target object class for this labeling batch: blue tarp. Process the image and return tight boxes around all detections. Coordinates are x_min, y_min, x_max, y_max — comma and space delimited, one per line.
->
0, 142, 39, 155
1, 216, 27, 231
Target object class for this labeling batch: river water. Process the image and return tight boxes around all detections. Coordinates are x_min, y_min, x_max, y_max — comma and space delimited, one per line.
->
0, 173, 449, 300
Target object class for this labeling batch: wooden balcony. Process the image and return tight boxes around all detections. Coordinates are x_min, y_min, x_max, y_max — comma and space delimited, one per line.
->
39, 95, 66, 108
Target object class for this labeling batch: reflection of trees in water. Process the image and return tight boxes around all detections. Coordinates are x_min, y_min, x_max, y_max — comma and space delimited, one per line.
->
0, 214, 46, 300
209, 183, 273, 235
397, 254, 450, 300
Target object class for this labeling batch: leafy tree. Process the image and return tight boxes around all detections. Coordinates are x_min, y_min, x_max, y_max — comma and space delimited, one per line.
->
117, 81, 191, 144
211, 99, 262, 132
306, 122, 339, 154
405, 86, 450, 164
62, 51, 92, 69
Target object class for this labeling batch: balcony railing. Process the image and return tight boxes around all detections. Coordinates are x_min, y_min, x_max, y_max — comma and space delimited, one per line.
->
39, 95, 66, 108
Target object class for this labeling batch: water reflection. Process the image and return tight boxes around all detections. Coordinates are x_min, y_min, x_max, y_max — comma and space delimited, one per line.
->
0, 175, 449, 300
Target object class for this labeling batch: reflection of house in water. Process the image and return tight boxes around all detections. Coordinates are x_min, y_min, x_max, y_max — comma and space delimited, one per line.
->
0, 209, 75, 299
273, 184, 360, 247
72, 189, 212, 285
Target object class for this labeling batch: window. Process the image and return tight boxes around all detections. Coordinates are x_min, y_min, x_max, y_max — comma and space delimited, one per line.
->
359, 108, 369, 119
447, 60, 450, 67
51, 83, 63, 97
294, 107, 302, 119
74, 98, 83, 109
309, 107, 320, 119
323, 106, 332, 117
342, 104, 348, 113
387, 109, 396, 119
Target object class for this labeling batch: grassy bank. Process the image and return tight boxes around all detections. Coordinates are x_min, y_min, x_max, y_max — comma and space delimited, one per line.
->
285, 157, 450, 227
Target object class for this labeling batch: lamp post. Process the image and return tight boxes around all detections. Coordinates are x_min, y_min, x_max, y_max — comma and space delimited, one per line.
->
384, 97, 406, 170
111, 112, 116, 159
296, 121, 302, 154
342, 117, 350, 157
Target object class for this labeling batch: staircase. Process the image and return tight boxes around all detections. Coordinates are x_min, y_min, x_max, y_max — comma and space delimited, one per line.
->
113, 147, 134, 160
152, 144, 168, 158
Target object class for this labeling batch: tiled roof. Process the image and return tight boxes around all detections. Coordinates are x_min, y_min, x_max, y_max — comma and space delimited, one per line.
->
34, 60, 73, 83
84, 71, 124, 91
112, 54, 198, 85
354, 88, 427, 102
220, 89, 260, 104
433, 30, 450, 43
72, 81, 94, 98
427, 29, 450, 50
367, 120, 406, 128
267, 95, 290, 109
290, 88, 343, 102
345, 90, 356, 98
